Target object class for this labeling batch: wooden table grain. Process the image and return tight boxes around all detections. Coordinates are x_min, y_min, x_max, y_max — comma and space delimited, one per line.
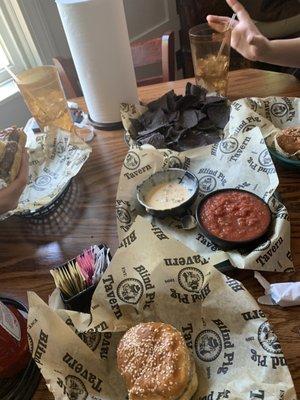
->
0, 69, 299, 399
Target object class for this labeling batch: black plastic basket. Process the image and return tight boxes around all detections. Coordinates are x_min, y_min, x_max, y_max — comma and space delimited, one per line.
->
20, 179, 73, 219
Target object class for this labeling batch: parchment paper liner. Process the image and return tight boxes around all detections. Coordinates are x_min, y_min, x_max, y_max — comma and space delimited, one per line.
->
224, 96, 300, 160
0, 127, 91, 219
28, 216, 296, 400
116, 128, 293, 273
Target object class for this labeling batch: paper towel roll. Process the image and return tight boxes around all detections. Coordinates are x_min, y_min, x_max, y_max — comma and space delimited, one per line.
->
56, 0, 138, 128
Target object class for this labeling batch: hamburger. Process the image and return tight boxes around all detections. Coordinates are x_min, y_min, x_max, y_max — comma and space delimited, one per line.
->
117, 322, 198, 400
276, 127, 300, 155
0, 126, 26, 185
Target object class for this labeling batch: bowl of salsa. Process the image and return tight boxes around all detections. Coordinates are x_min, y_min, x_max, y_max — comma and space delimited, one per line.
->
196, 189, 272, 250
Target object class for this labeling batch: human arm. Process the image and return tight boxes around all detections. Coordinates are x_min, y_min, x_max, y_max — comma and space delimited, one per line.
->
0, 150, 29, 215
207, 0, 300, 68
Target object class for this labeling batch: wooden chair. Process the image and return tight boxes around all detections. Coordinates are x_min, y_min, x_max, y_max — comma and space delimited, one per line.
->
53, 31, 175, 98
131, 31, 175, 86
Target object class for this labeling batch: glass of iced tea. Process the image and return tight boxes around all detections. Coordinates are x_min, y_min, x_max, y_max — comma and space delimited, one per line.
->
16, 66, 74, 132
189, 23, 231, 96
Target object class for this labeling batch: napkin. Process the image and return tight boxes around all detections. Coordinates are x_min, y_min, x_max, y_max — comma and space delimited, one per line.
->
255, 272, 300, 307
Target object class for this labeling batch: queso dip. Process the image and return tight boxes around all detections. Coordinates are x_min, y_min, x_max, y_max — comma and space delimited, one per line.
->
145, 181, 190, 210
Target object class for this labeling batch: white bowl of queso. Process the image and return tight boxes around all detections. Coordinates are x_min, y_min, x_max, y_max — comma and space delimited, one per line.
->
137, 168, 199, 217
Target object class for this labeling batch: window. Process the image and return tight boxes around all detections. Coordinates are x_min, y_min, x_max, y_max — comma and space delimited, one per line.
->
0, 0, 41, 89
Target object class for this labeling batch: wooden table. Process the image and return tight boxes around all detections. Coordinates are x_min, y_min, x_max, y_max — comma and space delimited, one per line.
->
0, 69, 299, 399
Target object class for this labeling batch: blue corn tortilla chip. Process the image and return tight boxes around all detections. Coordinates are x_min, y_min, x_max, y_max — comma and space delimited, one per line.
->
137, 132, 166, 148
206, 103, 230, 129
129, 82, 229, 151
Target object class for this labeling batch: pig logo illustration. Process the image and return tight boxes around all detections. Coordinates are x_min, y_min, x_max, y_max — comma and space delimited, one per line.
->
65, 375, 88, 400
258, 322, 282, 354
116, 206, 132, 225
258, 149, 273, 167
270, 102, 288, 118
178, 267, 204, 293
117, 278, 144, 304
219, 137, 238, 154
195, 330, 223, 362
199, 175, 217, 193
124, 151, 140, 170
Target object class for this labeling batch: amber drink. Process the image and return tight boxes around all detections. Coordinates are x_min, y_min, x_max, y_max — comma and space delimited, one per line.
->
189, 23, 231, 96
17, 66, 74, 132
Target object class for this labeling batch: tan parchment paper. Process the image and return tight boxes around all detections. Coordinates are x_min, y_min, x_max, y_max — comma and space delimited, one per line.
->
224, 96, 300, 158
28, 216, 296, 400
116, 128, 293, 273
0, 127, 91, 219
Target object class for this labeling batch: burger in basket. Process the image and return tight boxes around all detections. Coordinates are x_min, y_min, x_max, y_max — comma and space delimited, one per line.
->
117, 322, 198, 400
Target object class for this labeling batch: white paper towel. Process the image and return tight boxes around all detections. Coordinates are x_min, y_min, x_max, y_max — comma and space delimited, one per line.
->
56, 0, 138, 125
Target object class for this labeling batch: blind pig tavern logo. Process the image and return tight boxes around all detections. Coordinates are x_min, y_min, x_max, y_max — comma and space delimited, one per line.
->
33, 329, 48, 366
166, 259, 210, 304
258, 322, 282, 355
178, 267, 204, 293
258, 149, 273, 167
116, 206, 131, 225
124, 151, 140, 170
65, 375, 88, 400
57, 375, 88, 400
34, 174, 52, 191
195, 330, 222, 362
168, 155, 183, 169
242, 124, 256, 133
247, 152, 275, 174
270, 102, 288, 118
117, 278, 144, 305
244, 315, 286, 370
255, 237, 283, 267
219, 137, 239, 154
195, 319, 234, 374
63, 353, 103, 393
198, 175, 217, 193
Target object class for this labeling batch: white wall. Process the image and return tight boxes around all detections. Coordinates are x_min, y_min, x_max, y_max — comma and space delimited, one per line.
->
0, 0, 179, 130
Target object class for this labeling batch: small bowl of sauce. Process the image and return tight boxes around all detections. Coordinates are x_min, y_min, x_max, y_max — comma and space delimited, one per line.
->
196, 189, 272, 250
137, 169, 199, 217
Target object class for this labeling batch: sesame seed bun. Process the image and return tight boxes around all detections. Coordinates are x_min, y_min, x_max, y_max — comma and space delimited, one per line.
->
117, 322, 198, 400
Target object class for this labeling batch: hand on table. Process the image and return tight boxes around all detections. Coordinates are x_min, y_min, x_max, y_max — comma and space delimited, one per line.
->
207, 0, 269, 62
0, 150, 29, 215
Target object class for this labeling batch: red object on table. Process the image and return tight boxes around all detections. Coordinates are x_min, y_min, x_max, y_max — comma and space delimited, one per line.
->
0, 301, 30, 378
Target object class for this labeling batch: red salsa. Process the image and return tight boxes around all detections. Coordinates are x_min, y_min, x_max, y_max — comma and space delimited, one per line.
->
199, 190, 271, 242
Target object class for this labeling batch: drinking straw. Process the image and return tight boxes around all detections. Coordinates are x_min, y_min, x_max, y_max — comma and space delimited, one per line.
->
217, 13, 237, 60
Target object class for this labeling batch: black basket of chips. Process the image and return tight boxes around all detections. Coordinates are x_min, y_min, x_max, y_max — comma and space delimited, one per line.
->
121, 82, 230, 151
